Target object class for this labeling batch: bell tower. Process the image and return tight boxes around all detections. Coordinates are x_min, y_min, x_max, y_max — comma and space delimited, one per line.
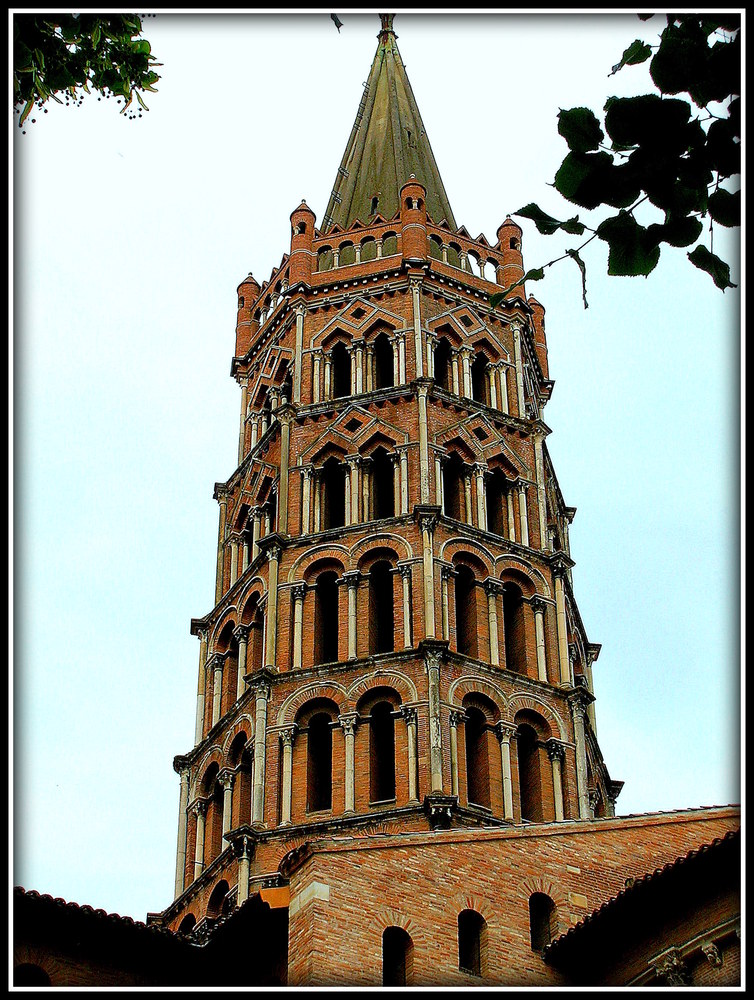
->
158, 12, 622, 953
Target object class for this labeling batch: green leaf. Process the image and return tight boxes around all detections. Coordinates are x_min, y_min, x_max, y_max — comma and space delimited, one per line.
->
514, 203, 585, 236
707, 188, 740, 228
557, 107, 604, 153
489, 267, 546, 308
597, 212, 661, 276
646, 216, 703, 248
687, 245, 737, 289
610, 39, 652, 76
566, 249, 588, 308
553, 151, 614, 209
19, 98, 34, 125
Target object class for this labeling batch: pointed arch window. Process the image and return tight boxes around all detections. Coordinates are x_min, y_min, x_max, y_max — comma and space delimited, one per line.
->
331, 342, 352, 398
374, 331, 394, 389
471, 352, 490, 405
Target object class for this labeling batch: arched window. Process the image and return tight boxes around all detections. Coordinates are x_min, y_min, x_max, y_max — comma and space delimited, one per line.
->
447, 243, 461, 268
339, 242, 356, 266
178, 914, 197, 935
371, 448, 395, 520
369, 560, 395, 654
313, 571, 339, 665
245, 593, 265, 674
529, 893, 557, 951
322, 457, 347, 530
458, 909, 487, 976
369, 700, 396, 802
471, 353, 490, 405
382, 232, 398, 257
14, 964, 51, 987
517, 723, 543, 822
307, 711, 333, 812
503, 583, 526, 673
434, 337, 453, 391
331, 342, 352, 398
464, 706, 491, 808
443, 453, 466, 521
383, 926, 413, 985
429, 235, 443, 260
317, 246, 334, 272
228, 733, 251, 829
361, 236, 377, 261
207, 879, 229, 919
455, 565, 478, 658
374, 331, 394, 389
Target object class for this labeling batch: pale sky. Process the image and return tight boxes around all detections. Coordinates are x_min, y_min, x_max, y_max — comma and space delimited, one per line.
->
12, 12, 741, 922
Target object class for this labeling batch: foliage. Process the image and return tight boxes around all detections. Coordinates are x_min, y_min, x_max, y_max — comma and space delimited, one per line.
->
491, 14, 740, 305
13, 14, 160, 129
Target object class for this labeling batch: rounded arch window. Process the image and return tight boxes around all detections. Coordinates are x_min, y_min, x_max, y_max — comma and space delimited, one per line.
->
454, 564, 478, 658
307, 711, 334, 812
382, 926, 413, 985
207, 879, 230, 919
458, 908, 487, 976
529, 892, 557, 951
178, 913, 197, 935
313, 569, 340, 665
464, 706, 491, 809
368, 560, 395, 653
369, 699, 396, 802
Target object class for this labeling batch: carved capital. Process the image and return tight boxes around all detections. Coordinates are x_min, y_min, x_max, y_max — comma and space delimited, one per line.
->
651, 949, 690, 986
233, 625, 250, 645
449, 709, 467, 729
484, 577, 504, 596
190, 798, 208, 818
219, 769, 235, 791
339, 712, 359, 736
398, 563, 413, 580
546, 739, 566, 763
291, 582, 306, 602
400, 705, 418, 728
423, 793, 456, 830
530, 596, 548, 616
702, 941, 722, 967
494, 721, 517, 743
279, 725, 297, 748
341, 570, 361, 588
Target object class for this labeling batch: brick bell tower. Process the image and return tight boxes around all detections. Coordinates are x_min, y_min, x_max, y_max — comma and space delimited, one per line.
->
157, 12, 623, 964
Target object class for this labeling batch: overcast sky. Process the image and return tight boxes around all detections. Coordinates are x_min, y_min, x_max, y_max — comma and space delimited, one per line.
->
12, 12, 741, 922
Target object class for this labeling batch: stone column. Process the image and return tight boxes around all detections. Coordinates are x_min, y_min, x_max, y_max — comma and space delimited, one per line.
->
323, 353, 332, 401
192, 800, 207, 880
569, 691, 591, 819
251, 506, 263, 561
485, 579, 501, 666
399, 447, 409, 514
531, 597, 548, 683
402, 706, 419, 802
251, 679, 271, 826
346, 456, 360, 525
293, 303, 306, 403
291, 584, 306, 671
463, 472, 473, 524
419, 512, 438, 638
398, 332, 406, 384
440, 566, 453, 642
417, 384, 431, 503
354, 340, 364, 394
210, 654, 224, 728
488, 366, 498, 409
195, 627, 209, 745
250, 413, 259, 451
313, 472, 322, 533
278, 410, 292, 535
220, 770, 235, 836
362, 458, 372, 520
313, 351, 322, 403
496, 363, 509, 415
234, 625, 249, 701
390, 453, 401, 515
174, 765, 190, 898
507, 489, 516, 542
460, 346, 473, 397
365, 343, 375, 392
449, 709, 466, 797
518, 481, 530, 547
546, 740, 566, 821
340, 713, 358, 813
214, 487, 229, 604
512, 322, 526, 417
495, 722, 516, 821
534, 433, 548, 550
553, 559, 572, 685
399, 564, 413, 648
434, 453, 444, 507
301, 467, 313, 535
475, 464, 488, 531
343, 571, 360, 659
410, 278, 424, 378
230, 534, 241, 588
264, 544, 281, 669
279, 726, 297, 826
425, 645, 444, 793
451, 351, 461, 395
238, 377, 248, 465
236, 835, 253, 905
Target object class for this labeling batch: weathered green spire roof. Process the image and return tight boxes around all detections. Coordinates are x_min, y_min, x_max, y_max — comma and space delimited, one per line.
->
321, 14, 457, 233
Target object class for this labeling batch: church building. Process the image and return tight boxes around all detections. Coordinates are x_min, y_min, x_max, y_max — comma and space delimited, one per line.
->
14, 14, 739, 988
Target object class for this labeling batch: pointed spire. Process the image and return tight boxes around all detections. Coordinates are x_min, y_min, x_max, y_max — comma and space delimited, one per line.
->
322, 14, 456, 233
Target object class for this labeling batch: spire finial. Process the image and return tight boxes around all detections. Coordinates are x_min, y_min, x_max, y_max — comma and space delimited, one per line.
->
379, 13, 395, 37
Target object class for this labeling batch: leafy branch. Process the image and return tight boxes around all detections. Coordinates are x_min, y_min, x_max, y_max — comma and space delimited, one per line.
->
13, 14, 161, 129
491, 14, 739, 306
